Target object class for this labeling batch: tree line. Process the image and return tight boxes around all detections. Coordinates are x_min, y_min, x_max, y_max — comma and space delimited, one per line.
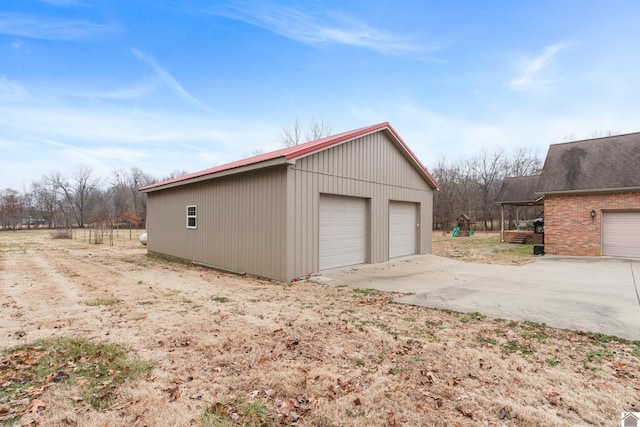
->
0, 118, 333, 233
431, 147, 544, 231
0, 166, 160, 232
1, 126, 543, 234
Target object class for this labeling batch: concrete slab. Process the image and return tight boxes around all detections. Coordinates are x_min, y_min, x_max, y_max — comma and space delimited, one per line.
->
311, 255, 640, 340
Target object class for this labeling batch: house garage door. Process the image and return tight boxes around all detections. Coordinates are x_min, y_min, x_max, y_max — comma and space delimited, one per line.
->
389, 201, 417, 258
602, 211, 640, 258
319, 195, 367, 270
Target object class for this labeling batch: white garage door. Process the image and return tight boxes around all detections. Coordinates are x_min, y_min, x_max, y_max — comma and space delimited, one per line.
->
319, 195, 367, 270
602, 211, 640, 258
389, 201, 417, 258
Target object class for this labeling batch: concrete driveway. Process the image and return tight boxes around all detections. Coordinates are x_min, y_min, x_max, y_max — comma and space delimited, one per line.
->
312, 255, 640, 340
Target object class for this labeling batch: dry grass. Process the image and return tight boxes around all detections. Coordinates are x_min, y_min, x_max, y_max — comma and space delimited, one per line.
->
432, 231, 538, 265
0, 230, 638, 426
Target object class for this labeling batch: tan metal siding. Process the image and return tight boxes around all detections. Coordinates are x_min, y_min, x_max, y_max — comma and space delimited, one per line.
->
288, 132, 433, 279
146, 167, 288, 280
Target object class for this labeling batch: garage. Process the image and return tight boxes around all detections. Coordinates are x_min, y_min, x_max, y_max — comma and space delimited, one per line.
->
142, 122, 439, 282
319, 195, 367, 270
602, 211, 640, 257
389, 201, 417, 258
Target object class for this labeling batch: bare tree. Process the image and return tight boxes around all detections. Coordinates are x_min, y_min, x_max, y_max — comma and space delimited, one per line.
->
161, 170, 190, 181
32, 174, 63, 228
280, 118, 303, 147
431, 158, 459, 230
471, 147, 507, 231
111, 170, 130, 226
280, 117, 333, 147
305, 117, 333, 142
111, 167, 152, 228
432, 147, 530, 232
508, 147, 543, 177
127, 167, 153, 226
55, 167, 100, 228
1, 189, 22, 230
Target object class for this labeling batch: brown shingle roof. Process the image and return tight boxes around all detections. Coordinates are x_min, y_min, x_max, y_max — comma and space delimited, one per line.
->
537, 132, 640, 194
495, 175, 542, 205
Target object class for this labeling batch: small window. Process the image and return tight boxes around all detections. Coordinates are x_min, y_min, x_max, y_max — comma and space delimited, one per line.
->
186, 205, 197, 229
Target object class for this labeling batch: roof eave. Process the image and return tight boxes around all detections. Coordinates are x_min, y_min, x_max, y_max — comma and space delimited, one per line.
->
495, 197, 544, 206
140, 157, 289, 193
536, 186, 640, 196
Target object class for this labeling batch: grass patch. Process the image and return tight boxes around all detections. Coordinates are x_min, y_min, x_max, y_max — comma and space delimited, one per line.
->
502, 341, 534, 355
585, 348, 614, 364
460, 312, 486, 323
202, 398, 276, 427
81, 298, 120, 306
212, 296, 230, 303
493, 243, 535, 256
0, 337, 153, 423
468, 312, 486, 320
584, 331, 617, 345
353, 288, 378, 296
476, 335, 498, 346
545, 358, 561, 367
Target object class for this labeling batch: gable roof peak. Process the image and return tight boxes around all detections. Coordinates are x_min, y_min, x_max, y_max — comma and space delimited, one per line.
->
141, 122, 439, 192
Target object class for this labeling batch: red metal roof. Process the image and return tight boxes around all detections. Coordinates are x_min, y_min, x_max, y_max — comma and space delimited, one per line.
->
141, 122, 440, 191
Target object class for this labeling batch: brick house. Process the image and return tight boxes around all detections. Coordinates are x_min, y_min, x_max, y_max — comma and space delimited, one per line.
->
536, 132, 640, 257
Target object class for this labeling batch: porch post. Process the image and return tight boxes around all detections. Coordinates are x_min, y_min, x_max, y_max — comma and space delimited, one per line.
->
500, 204, 504, 242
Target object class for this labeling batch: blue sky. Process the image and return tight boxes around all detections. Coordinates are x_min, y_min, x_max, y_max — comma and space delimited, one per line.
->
1, 1, 640, 189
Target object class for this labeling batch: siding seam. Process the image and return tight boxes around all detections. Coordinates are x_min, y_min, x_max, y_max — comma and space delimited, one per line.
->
289, 167, 432, 193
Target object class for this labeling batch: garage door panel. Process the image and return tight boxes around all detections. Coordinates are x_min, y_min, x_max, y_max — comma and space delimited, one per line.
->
389, 202, 417, 258
319, 195, 367, 270
603, 211, 640, 258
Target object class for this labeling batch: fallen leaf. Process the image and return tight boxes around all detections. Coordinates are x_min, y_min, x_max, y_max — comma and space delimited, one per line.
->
545, 389, 563, 406
28, 399, 46, 413
278, 399, 294, 415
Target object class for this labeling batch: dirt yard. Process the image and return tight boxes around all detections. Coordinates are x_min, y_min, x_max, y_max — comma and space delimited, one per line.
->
1, 230, 638, 426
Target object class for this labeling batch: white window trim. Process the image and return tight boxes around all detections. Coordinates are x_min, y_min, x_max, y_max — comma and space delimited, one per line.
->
186, 205, 197, 229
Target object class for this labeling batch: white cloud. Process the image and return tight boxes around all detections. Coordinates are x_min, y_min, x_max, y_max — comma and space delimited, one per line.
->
348, 100, 640, 171
71, 83, 156, 101
0, 75, 26, 98
131, 48, 218, 114
0, 12, 118, 41
0, 95, 281, 189
506, 42, 571, 90
208, 2, 436, 56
